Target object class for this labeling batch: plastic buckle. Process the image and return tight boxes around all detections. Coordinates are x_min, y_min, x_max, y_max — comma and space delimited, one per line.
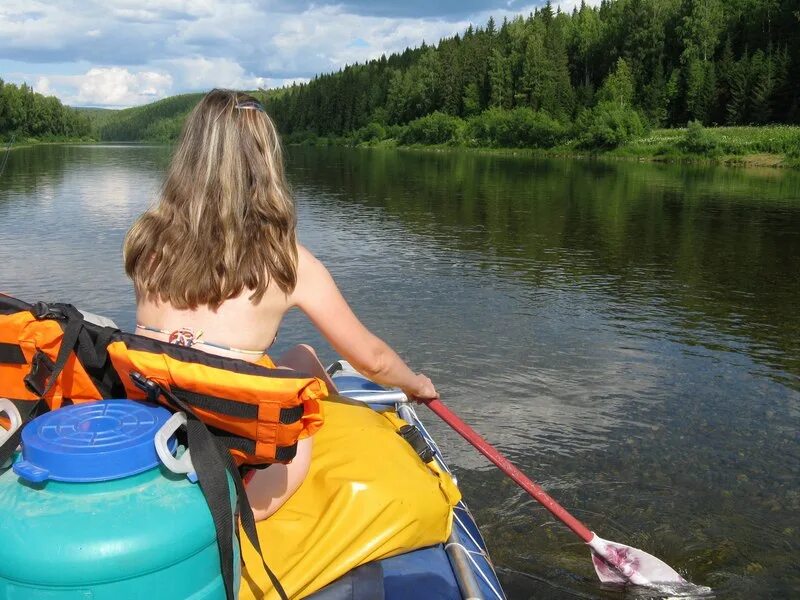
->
397, 424, 434, 463
130, 371, 162, 404
23, 351, 54, 397
31, 301, 65, 321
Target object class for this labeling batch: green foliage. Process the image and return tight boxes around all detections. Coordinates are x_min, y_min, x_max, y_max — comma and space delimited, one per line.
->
353, 122, 386, 144
725, 52, 750, 125
0, 79, 91, 141
263, 0, 800, 143
467, 107, 567, 148
386, 49, 442, 124
575, 102, 647, 149
141, 114, 185, 143
598, 58, 635, 108
685, 58, 717, 124
462, 82, 481, 117
679, 0, 725, 63
489, 49, 513, 109
679, 120, 719, 155
620, 125, 800, 162
95, 93, 203, 141
399, 112, 464, 145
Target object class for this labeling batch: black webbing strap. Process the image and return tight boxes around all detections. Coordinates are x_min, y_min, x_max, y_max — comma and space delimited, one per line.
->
2, 304, 86, 468
0, 342, 25, 364
172, 387, 258, 419
224, 443, 290, 599
23, 303, 84, 399
397, 424, 435, 463
131, 372, 289, 600
74, 324, 123, 398
172, 388, 305, 426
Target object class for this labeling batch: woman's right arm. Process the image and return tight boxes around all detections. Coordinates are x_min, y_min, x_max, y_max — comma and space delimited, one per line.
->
291, 245, 437, 401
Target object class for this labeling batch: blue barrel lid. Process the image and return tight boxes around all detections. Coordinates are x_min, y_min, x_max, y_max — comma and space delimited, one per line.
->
13, 400, 176, 483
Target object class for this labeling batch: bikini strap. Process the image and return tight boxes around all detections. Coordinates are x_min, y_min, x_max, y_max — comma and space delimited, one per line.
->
135, 323, 266, 356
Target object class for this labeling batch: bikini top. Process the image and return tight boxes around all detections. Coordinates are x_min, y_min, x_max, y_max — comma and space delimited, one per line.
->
135, 323, 276, 356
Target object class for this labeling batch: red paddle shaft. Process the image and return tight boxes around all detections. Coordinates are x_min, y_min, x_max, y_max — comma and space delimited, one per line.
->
424, 398, 593, 543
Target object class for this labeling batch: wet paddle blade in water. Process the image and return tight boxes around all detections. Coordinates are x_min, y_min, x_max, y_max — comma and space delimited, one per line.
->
588, 533, 686, 586
588, 534, 715, 597
589, 535, 714, 596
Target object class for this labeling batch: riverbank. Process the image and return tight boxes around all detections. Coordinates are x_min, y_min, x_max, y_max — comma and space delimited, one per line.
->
287, 125, 800, 169
3, 138, 96, 152
8, 128, 796, 170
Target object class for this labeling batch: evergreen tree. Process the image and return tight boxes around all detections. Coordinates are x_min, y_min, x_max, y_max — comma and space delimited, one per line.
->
489, 49, 513, 108
726, 52, 750, 124
685, 57, 717, 123
462, 82, 481, 117
0, 80, 90, 140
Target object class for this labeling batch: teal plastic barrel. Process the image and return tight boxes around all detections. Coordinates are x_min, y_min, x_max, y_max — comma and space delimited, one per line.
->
0, 400, 239, 599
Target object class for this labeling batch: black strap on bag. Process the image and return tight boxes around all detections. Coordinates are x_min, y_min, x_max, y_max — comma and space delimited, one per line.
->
1, 303, 86, 468
131, 372, 289, 600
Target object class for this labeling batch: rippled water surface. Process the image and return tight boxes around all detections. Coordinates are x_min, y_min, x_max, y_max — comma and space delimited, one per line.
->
1, 144, 799, 598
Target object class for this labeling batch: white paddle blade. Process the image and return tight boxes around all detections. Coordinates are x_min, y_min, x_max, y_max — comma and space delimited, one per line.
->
587, 534, 686, 586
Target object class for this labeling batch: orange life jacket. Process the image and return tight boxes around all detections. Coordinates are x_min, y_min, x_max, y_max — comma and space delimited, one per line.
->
0, 294, 326, 467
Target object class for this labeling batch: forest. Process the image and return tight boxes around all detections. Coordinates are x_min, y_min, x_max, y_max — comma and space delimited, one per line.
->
0, 80, 91, 142
266, 0, 800, 152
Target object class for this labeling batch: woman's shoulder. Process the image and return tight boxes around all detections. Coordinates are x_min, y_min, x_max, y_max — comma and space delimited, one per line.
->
291, 244, 335, 305
295, 243, 327, 276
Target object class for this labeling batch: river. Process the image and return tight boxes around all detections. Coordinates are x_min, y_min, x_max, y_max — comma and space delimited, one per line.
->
1, 144, 798, 598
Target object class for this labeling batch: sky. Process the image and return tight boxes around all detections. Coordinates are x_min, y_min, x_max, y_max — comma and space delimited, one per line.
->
0, 0, 596, 109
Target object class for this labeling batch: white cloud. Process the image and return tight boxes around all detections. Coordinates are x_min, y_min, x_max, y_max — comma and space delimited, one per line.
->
35, 67, 173, 107
2, 0, 607, 107
554, 0, 603, 11
160, 56, 306, 92
265, 6, 476, 74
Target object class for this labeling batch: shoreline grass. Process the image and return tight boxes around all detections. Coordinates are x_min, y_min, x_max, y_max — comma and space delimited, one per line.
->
2, 138, 98, 152
5, 127, 798, 170
287, 125, 800, 170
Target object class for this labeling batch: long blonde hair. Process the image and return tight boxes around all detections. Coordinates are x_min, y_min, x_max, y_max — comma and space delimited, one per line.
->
124, 89, 297, 309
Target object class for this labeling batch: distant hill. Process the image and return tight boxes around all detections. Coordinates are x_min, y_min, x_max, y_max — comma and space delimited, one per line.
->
90, 93, 205, 142
74, 107, 117, 131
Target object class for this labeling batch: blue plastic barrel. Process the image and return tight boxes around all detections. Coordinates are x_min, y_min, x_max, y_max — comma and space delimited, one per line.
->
0, 400, 239, 598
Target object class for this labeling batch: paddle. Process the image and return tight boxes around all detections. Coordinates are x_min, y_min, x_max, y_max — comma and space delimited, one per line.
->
422, 397, 689, 589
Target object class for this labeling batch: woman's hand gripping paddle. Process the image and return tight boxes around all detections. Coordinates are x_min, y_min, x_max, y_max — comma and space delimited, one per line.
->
422, 398, 691, 590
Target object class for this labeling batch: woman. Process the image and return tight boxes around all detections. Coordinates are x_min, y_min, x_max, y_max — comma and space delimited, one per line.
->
124, 89, 438, 520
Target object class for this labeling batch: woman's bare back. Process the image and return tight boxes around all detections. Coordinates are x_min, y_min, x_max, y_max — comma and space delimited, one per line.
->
135, 277, 290, 362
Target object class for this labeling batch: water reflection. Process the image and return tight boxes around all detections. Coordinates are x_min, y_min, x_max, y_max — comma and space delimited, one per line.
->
286, 147, 800, 598
0, 145, 171, 322
288, 147, 800, 387
0, 144, 798, 598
